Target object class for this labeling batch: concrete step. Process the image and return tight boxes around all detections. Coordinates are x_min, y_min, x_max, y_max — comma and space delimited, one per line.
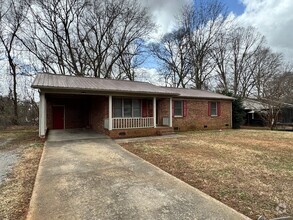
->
156, 128, 175, 136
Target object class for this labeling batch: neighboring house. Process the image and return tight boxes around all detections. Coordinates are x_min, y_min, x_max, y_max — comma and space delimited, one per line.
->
32, 73, 234, 138
243, 99, 267, 126
243, 98, 293, 127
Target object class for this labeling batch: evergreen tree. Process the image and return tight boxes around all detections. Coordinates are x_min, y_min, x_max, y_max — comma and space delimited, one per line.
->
219, 91, 245, 129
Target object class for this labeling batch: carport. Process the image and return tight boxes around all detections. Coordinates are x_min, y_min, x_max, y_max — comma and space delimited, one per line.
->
46, 94, 91, 129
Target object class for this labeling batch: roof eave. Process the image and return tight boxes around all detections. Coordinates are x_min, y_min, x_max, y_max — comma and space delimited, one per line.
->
34, 86, 180, 97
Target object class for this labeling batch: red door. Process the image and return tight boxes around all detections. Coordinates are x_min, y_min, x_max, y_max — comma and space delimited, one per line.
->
52, 106, 64, 129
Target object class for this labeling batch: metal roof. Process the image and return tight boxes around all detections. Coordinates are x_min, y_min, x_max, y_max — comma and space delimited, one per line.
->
243, 99, 268, 110
163, 87, 235, 100
32, 73, 178, 96
32, 73, 233, 100
243, 98, 293, 110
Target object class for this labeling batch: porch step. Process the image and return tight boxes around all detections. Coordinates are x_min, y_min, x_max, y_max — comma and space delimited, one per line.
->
156, 127, 175, 136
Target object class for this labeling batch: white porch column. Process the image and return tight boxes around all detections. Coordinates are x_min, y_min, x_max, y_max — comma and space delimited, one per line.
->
153, 97, 156, 128
169, 97, 173, 127
109, 95, 112, 130
39, 92, 47, 137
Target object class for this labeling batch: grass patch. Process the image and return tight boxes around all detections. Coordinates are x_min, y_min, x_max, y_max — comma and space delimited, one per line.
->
121, 129, 293, 219
0, 126, 43, 220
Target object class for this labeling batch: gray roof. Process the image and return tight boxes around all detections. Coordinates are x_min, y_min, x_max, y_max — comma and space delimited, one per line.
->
32, 73, 233, 100
163, 87, 234, 100
243, 99, 268, 110
32, 73, 177, 96
243, 98, 293, 110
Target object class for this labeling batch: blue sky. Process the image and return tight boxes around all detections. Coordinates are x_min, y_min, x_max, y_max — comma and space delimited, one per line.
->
140, 0, 293, 85
142, 0, 246, 70
222, 0, 245, 15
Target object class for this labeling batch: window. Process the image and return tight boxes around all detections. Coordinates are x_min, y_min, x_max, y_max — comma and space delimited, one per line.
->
208, 101, 221, 117
133, 99, 141, 117
211, 102, 217, 116
174, 100, 183, 116
113, 99, 122, 117
113, 98, 141, 117
124, 99, 132, 117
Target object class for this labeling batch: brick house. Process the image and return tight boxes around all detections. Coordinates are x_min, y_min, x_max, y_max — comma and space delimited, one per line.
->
32, 73, 234, 138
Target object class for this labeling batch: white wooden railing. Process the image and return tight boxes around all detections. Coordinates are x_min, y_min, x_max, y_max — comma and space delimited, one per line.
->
111, 117, 154, 129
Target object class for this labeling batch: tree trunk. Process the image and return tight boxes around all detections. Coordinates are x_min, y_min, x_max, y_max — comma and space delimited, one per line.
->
12, 63, 18, 125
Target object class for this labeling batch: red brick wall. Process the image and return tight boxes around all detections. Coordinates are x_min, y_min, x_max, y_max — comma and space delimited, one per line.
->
157, 98, 170, 126
46, 94, 90, 129
158, 98, 232, 131
90, 96, 108, 133
46, 94, 232, 137
107, 128, 159, 139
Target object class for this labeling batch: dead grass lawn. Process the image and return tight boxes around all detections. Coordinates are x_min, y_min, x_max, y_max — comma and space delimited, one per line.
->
0, 126, 43, 220
121, 129, 293, 219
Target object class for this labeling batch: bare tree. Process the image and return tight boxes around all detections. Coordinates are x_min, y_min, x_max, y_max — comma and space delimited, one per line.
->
20, 0, 87, 75
20, 0, 154, 79
228, 26, 265, 97
150, 0, 227, 89
212, 25, 266, 96
250, 47, 282, 98
149, 29, 191, 87
258, 72, 293, 129
115, 40, 147, 81
210, 26, 231, 92
0, 0, 27, 124
183, 0, 227, 89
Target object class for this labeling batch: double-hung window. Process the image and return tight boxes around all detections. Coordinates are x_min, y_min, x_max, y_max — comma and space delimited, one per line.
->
173, 100, 187, 117
113, 99, 122, 117
123, 99, 132, 117
174, 100, 183, 117
133, 99, 141, 117
113, 98, 141, 117
208, 101, 221, 117
211, 102, 218, 116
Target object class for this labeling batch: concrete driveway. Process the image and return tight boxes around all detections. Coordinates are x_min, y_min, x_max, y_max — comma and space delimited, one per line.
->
27, 129, 250, 220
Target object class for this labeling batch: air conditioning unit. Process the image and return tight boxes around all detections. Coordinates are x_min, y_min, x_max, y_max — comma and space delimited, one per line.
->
163, 117, 169, 126
104, 118, 109, 129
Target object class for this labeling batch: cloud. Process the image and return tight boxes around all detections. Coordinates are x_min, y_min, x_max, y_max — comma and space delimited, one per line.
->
238, 0, 293, 62
135, 67, 165, 86
142, 0, 191, 40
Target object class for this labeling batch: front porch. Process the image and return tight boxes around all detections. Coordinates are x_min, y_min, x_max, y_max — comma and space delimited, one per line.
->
39, 93, 174, 138
105, 117, 154, 129
104, 95, 173, 132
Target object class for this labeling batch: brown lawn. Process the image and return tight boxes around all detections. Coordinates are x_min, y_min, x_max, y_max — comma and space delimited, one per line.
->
121, 129, 293, 219
0, 126, 43, 220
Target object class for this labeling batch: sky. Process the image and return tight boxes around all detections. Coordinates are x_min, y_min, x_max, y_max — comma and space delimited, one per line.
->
1, 0, 293, 97
145, 0, 292, 63
238, 0, 293, 62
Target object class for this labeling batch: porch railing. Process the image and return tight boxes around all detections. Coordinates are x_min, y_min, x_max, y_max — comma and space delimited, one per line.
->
112, 117, 154, 129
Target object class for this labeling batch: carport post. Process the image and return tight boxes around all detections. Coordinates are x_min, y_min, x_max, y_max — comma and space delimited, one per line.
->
169, 97, 172, 127
109, 95, 112, 130
153, 97, 156, 128
39, 92, 47, 137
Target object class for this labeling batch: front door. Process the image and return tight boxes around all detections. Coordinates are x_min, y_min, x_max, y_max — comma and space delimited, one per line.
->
52, 106, 64, 129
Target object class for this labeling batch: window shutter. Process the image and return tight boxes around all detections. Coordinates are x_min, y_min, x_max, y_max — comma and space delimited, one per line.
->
208, 102, 211, 116
172, 100, 174, 116
142, 100, 147, 117
217, 102, 221, 116
183, 100, 187, 117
